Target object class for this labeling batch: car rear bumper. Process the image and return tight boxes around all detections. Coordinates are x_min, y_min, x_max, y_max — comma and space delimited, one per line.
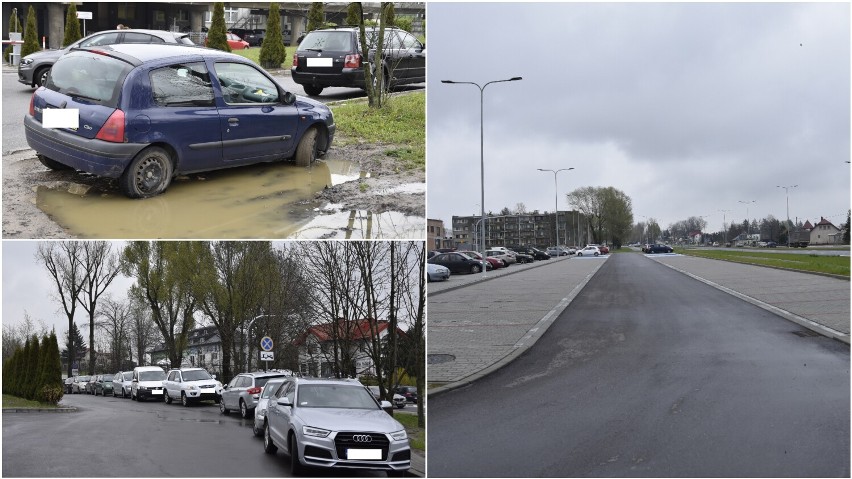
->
25, 114, 147, 178
291, 68, 366, 89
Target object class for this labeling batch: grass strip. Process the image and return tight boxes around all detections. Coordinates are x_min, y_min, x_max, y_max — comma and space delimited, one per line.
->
394, 412, 425, 451
680, 249, 849, 277
2, 394, 60, 409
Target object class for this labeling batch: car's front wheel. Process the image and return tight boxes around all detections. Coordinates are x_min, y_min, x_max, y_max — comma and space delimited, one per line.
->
181, 392, 189, 407
119, 146, 174, 198
470, 264, 482, 274
303, 85, 323, 96
289, 432, 306, 475
34, 66, 50, 88
294, 128, 318, 167
220, 399, 230, 415
263, 422, 277, 453
164, 390, 172, 404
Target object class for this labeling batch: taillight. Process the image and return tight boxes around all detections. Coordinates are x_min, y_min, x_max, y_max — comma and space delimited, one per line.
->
29, 92, 35, 116
247, 387, 262, 395
292, 54, 298, 67
95, 109, 125, 143
344, 53, 361, 69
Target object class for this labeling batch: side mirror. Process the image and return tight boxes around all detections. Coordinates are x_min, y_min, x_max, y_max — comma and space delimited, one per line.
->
282, 91, 297, 106
277, 397, 292, 407
212, 374, 217, 379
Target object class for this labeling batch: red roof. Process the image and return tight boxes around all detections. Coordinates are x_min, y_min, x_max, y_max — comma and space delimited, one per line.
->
294, 319, 391, 346
803, 220, 813, 230
815, 217, 836, 228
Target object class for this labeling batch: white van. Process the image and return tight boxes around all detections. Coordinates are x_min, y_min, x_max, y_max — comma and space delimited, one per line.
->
131, 366, 166, 402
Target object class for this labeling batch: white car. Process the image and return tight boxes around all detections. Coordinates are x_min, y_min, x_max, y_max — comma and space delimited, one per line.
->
427, 263, 450, 282
253, 378, 288, 437
113, 371, 133, 398
576, 246, 601, 257
163, 367, 221, 406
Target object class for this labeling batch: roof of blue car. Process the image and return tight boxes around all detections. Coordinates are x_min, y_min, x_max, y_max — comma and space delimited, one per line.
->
76, 43, 246, 65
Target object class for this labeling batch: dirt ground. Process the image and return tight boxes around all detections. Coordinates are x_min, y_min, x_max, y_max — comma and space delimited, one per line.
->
1, 142, 425, 239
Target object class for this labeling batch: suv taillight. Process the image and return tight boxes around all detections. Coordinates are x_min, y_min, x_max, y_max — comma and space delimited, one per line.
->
96, 109, 125, 143
292, 53, 298, 67
344, 53, 361, 69
29, 92, 35, 116
247, 387, 262, 395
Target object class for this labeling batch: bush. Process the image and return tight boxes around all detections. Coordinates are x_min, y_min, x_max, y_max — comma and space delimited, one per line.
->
38, 384, 64, 405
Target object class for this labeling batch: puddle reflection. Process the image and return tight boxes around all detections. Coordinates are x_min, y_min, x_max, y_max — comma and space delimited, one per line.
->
35, 159, 352, 238
292, 204, 425, 239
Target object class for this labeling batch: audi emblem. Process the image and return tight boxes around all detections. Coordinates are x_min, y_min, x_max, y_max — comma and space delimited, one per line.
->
352, 435, 373, 443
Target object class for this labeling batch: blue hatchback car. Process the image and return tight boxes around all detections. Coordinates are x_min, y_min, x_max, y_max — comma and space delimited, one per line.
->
25, 43, 335, 198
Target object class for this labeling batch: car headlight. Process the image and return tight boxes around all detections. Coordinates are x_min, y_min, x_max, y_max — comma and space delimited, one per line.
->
390, 430, 408, 441
20, 58, 33, 66
303, 426, 331, 438
187, 385, 197, 390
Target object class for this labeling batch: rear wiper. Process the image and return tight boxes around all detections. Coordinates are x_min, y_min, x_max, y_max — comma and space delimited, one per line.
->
306, 48, 323, 52
65, 91, 101, 102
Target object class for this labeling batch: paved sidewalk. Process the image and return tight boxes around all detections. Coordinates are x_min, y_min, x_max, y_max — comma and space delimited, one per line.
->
428, 253, 850, 397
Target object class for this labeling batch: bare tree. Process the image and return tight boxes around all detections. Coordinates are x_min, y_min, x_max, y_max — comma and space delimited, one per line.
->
77, 242, 121, 375
97, 294, 132, 371
37, 242, 86, 378
128, 288, 159, 367
2, 312, 48, 363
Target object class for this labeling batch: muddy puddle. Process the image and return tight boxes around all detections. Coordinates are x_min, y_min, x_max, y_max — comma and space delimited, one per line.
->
35, 158, 424, 239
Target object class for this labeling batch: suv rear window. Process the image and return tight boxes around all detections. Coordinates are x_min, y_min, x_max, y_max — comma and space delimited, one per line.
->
299, 31, 353, 52
46, 51, 131, 107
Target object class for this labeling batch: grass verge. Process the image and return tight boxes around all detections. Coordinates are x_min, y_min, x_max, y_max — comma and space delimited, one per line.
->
394, 412, 425, 451
680, 249, 850, 277
230, 47, 293, 70
2, 394, 60, 409
331, 92, 425, 170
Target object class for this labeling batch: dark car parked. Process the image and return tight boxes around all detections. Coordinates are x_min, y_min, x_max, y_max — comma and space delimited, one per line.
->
230, 29, 266, 47
646, 244, 674, 254
25, 43, 335, 198
395, 386, 418, 404
291, 26, 425, 96
428, 252, 485, 274
18, 29, 194, 88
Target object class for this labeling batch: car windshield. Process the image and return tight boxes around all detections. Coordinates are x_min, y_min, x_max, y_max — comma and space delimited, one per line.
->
139, 371, 165, 381
123, 372, 133, 381
297, 384, 378, 409
182, 370, 212, 381
299, 31, 352, 52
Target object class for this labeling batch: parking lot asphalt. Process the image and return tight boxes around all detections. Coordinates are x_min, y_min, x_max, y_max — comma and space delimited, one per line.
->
427, 251, 850, 396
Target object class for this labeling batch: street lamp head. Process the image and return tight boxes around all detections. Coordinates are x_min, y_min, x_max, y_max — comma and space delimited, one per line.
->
509, 77, 523, 81
441, 80, 455, 84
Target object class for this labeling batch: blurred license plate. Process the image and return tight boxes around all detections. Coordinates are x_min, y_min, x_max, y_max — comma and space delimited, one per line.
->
347, 449, 381, 460
306, 57, 333, 67
152, 389, 163, 395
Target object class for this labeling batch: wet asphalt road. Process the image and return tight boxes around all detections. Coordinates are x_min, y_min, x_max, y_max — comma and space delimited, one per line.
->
2, 392, 386, 477
428, 253, 850, 477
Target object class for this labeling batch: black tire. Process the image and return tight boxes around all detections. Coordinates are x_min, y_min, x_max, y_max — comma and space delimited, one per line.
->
470, 264, 482, 274
220, 399, 230, 415
181, 392, 189, 407
289, 433, 306, 475
239, 399, 252, 419
594, 252, 599, 256
164, 390, 172, 404
263, 422, 277, 454
371, 63, 390, 93
253, 420, 262, 437
303, 85, 323, 96
119, 146, 174, 198
294, 128, 318, 167
34, 66, 50, 87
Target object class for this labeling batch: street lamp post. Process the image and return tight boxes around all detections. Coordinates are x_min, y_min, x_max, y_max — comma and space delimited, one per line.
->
718, 209, 732, 246
442, 76, 522, 279
738, 200, 756, 241
777, 185, 798, 247
537, 168, 574, 251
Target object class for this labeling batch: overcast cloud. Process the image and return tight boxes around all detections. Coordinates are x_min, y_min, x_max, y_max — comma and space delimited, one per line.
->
426, 2, 850, 233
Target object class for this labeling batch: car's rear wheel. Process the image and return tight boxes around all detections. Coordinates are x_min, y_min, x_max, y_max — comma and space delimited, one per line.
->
294, 128, 318, 167
37, 154, 72, 171
240, 399, 251, 419
263, 422, 277, 453
119, 146, 174, 198
303, 85, 323, 96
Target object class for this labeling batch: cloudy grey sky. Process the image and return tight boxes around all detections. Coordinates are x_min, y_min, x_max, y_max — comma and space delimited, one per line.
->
426, 2, 850, 233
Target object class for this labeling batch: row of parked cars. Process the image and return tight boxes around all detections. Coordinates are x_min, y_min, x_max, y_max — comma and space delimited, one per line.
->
62, 366, 414, 475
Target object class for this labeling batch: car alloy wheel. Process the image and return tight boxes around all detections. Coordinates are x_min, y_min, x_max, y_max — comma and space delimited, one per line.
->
220, 399, 229, 415
240, 400, 250, 419
263, 422, 277, 453
181, 392, 189, 407
164, 390, 172, 404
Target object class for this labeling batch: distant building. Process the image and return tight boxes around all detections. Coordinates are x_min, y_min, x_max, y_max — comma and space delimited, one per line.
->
427, 219, 453, 251
451, 211, 589, 250
809, 217, 843, 245
149, 326, 224, 376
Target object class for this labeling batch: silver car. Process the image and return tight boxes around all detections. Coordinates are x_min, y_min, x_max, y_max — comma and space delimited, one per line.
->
18, 29, 194, 88
71, 375, 90, 394
220, 371, 293, 419
263, 377, 410, 475
253, 378, 287, 437
113, 371, 133, 398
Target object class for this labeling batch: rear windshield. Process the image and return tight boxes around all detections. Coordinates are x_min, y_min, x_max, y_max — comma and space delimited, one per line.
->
122, 372, 133, 381
46, 51, 131, 107
299, 31, 353, 52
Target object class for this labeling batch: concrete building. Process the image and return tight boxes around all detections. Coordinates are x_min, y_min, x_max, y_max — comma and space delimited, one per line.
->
451, 211, 590, 250
427, 218, 453, 251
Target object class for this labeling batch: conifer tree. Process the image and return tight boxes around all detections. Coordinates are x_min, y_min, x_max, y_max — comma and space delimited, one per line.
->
384, 3, 396, 27
307, 2, 324, 32
26, 334, 41, 400
206, 3, 231, 52
63, 3, 82, 47
345, 3, 360, 26
21, 5, 40, 58
259, 3, 286, 69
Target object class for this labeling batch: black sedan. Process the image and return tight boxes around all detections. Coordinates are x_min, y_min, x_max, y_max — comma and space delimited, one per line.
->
646, 244, 674, 254
428, 252, 485, 274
